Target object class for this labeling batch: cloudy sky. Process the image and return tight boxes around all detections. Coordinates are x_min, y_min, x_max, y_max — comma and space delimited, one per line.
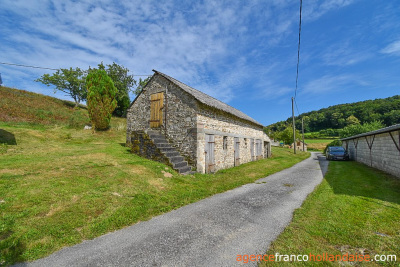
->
1, 0, 399, 125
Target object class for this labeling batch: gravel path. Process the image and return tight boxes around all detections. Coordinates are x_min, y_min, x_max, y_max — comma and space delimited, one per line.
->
19, 152, 327, 267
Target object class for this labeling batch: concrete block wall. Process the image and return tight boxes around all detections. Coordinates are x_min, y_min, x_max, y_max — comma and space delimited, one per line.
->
343, 131, 400, 178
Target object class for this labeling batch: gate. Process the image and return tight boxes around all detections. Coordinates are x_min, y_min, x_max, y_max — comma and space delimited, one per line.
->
234, 137, 240, 166
205, 134, 215, 173
150, 92, 164, 128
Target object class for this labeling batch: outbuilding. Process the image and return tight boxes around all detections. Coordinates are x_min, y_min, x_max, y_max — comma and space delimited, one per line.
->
126, 70, 271, 174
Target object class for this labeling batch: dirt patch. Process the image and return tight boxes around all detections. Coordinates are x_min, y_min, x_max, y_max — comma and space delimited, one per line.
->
161, 171, 173, 178
149, 178, 166, 190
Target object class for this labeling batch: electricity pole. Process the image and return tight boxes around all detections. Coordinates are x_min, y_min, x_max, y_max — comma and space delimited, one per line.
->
292, 97, 296, 154
302, 117, 305, 151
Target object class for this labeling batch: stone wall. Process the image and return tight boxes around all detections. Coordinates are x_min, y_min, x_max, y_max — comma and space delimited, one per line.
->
343, 131, 400, 178
196, 106, 270, 173
127, 75, 198, 166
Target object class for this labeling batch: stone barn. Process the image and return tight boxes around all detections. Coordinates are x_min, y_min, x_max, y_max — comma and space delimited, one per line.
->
126, 70, 271, 174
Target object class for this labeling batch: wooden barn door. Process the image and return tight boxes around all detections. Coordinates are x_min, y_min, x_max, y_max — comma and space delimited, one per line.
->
250, 138, 254, 161
205, 134, 215, 173
150, 92, 164, 128
234, 137, 240, 166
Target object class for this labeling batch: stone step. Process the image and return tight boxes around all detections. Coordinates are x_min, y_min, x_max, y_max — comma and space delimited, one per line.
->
153, 138, 168, 144
169, 156, 184, 163
159, 147, 175, 152
155, 143, 172, 148
176, 166, 192, 174
148, 134, 165, 139
165, 151, 180, 158
173, 161, 188, 168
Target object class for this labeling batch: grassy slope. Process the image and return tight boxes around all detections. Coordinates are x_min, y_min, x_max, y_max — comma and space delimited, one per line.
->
0, 86, 89, 127
260, 161, 400, 266
0, 87, 310, 264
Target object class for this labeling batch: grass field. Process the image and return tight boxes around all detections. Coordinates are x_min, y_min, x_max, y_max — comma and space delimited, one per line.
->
260, 160, 400, 266
305, 139, 337, 151
0, 117, 309, 265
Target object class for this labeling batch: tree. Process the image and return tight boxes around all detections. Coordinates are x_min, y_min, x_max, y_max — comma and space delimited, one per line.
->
340, 121, 384, 138
134, 76, 151, 96
96, 62, 136, 117
346, 115, 360, 126
275, 126, 301, 145
86, 69, 117, 130
35, 67, 86, 107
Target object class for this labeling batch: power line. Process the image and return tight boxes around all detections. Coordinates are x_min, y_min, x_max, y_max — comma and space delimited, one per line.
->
294, 0, 302, 99
0, 61, 152, 76
0, 62, 59, 71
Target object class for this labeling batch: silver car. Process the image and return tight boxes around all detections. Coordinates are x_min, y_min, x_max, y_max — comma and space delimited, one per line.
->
326, 146, 349, 160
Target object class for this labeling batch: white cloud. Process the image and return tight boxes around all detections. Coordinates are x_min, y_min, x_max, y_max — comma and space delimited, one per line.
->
302, 74, 367, 94
381, 40, 400, 56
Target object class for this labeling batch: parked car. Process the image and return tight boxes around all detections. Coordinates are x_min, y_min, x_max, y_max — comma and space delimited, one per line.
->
326, 146, 349, 160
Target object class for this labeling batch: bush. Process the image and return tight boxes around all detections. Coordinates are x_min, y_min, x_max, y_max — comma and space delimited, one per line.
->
86, 70, 117, 130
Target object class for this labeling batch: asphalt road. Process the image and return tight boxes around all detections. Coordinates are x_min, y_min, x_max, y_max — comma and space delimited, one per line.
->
18, 152, 327, 267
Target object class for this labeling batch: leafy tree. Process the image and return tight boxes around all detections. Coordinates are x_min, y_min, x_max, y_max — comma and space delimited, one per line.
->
96, 62, 136, 117
35, 67, 86, 107
340, 121, 384, 138
346, 115, 360, 126
86, 69, 117, 130
135, 76, 151, 96
275, 125, 301, 145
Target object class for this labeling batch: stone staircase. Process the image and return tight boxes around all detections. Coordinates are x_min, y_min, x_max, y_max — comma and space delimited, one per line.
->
147, 130, 192, 174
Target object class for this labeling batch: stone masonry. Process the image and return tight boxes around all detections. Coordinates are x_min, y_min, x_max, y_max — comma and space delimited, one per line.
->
127, 70, 271, 174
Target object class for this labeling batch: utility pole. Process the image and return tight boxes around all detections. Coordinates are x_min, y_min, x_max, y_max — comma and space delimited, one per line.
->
292, 97, 296, 154
302, 117, 305, 152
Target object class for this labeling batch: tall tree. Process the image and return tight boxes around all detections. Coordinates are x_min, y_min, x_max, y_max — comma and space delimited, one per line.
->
35, 67, 86, 107
86, 69, 117, 130
134, 76, 151, 96
97, 62, 136, 117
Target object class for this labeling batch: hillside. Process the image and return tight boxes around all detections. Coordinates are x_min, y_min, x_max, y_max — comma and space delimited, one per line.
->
266, 95, 400, 134
0, 86, 90, 128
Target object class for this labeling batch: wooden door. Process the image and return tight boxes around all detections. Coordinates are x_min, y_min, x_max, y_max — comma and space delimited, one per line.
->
205, 134, 215, 173
250, 139, 254, 161
150, 92, 164, 128
234, 137, 240, 166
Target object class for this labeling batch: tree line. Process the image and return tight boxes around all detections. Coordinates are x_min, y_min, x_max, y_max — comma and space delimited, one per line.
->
265, 95, 400, 141
35, 62, 150, 117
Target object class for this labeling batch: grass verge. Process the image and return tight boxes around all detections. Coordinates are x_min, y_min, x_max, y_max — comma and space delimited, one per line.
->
0, 122, 309, 265
260, 160, 400, 266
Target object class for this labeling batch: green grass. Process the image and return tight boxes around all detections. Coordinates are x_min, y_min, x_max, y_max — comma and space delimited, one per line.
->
0, 121, 309, 265
259, 161, 400, 266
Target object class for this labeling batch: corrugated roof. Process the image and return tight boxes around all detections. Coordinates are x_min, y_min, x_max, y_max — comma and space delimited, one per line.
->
153, 70, 263, 127
341, 124, 400, 140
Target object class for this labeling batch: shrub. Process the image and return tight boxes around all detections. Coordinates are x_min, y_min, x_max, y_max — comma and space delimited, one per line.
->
86, 70, 117, 130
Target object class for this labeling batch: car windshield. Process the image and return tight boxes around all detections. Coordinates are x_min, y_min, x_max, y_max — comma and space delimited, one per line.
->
330, 147, 345, 152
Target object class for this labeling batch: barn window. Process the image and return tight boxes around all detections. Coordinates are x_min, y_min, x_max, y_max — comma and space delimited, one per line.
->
244, 138, 248, 148
223, 136, 228, 150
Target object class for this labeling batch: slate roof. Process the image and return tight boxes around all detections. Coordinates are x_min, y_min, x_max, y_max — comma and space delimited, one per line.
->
153, 70, 263, 127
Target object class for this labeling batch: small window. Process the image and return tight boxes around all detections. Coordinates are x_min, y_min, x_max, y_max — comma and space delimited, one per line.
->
244, 138, 248, 148
223, 136, 228, 150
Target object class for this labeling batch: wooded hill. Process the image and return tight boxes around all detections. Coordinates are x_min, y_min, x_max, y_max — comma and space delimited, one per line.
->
266, 95, 400, 134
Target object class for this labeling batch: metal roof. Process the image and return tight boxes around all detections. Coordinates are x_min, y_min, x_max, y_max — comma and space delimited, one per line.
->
341, 124, 400, 140
153, 70, 263, 127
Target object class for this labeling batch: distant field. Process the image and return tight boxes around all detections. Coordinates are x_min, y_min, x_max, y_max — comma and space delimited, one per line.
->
305, 138, 337, 151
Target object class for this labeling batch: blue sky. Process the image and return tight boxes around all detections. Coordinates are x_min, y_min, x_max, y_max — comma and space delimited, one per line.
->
1, 0, 399, 126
